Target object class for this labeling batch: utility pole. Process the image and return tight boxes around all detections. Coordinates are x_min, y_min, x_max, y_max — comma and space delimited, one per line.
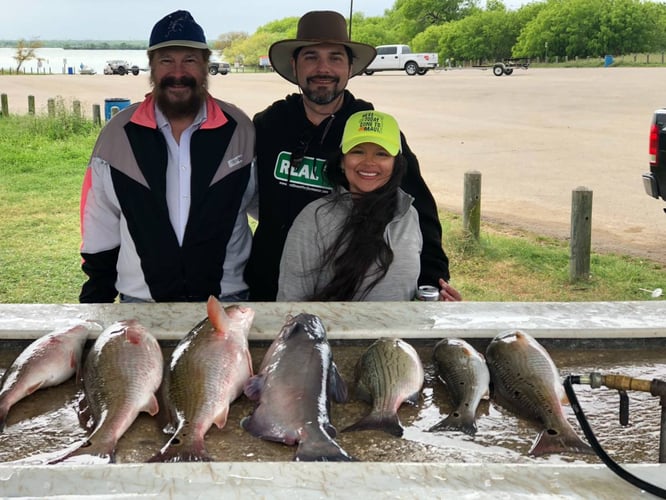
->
349, 0, 354, 38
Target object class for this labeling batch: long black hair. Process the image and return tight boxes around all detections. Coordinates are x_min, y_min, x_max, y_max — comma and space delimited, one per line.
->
308, 149, 408, 300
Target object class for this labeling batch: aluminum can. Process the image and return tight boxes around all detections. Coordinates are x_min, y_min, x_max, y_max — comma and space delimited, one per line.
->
416, 285, 439, 301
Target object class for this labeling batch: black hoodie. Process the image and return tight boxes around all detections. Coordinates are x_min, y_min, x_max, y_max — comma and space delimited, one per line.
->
245, 90, 450, 301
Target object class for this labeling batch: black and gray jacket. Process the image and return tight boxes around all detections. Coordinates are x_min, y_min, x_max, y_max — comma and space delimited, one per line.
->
245, 90, 449, 301
79, 94, 255, 303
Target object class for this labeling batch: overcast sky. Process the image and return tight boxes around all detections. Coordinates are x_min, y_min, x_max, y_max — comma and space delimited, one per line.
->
4, 0, 526, 41
5, 1, 395, 40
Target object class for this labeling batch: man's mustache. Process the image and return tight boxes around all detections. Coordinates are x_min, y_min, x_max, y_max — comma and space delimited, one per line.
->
159, 76, 197, 89
307, 75, 339, 84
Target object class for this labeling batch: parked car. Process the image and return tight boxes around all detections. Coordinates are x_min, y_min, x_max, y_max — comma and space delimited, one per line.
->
644, 108, 666, 212
208, 61, 231, 75
103, 60, 140, 76
364, 45, 438, 76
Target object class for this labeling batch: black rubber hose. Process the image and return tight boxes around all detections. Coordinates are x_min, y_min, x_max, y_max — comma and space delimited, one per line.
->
563, 376, 666, 499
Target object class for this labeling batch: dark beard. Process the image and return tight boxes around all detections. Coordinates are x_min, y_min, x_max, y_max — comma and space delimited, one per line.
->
154, 76, 206, 119
302, 76, 344, 105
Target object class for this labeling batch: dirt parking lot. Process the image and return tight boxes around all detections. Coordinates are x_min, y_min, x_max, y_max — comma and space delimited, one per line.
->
2, 67, 665, 263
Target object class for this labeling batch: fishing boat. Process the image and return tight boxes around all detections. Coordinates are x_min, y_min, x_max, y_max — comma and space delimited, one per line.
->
0, 301, 664, 498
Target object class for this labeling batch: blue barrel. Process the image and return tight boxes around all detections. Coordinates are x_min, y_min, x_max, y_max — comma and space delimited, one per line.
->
67, 67, 74, 75
604, 55, 614, 67
104, 98, 131, 121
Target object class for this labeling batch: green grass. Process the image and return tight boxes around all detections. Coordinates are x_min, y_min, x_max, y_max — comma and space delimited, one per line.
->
1, 107, 665, 304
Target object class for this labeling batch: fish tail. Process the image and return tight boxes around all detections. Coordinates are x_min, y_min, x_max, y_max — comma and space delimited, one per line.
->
427, 411, 477, 435
294, 437, 354, 462
342, 411, 404, 437
148, 431, 211, 463
147, 445, 211, 463
49, 440, 115, 464
529, 427, 594, 457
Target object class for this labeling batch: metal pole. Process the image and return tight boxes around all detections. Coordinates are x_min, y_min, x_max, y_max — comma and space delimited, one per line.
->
349, 0, 354, 38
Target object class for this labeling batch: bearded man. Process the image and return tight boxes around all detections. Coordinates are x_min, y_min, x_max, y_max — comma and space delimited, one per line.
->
245, 11, 460, 302
79, 10, 255, 303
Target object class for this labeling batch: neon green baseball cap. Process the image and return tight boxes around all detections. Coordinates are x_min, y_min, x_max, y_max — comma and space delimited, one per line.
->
341, 110, 402, 156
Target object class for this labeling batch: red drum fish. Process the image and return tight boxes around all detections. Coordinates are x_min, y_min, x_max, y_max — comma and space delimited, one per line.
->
428, 337, 490, 435
149, 297, 255, 462
485, 329, 593, 457
242, 313, 352, 462
54, 319, 163, 464
0, 323, 91, 432
343, 337, 424, 437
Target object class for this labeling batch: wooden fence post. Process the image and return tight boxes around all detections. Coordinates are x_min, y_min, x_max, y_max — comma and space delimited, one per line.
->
463, 170, 482, 240
92, 104, 101, 126
47, 98, 55, 117
1, 94, 8, 117
570, 186, 593, 281
28, 95, 35, 115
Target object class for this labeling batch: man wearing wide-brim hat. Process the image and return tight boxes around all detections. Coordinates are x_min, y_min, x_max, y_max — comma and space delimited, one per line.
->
245, 10, 460, 302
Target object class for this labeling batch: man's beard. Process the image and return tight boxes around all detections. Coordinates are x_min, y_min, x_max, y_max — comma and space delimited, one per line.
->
302, 76, 344, 105
153, 75, 207, 119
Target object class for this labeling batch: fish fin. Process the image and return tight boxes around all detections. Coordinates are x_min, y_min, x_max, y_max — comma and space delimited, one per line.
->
245, 350, 254, 377
404, 390, 421, 406
528, 427, 594, 457
213, 406, 230, 429
427, 410, 477, 435
294, 429, 354, 462
123, 322, 143, 345
342, 411, 404, 437
143, 394, 160, 416
0, 409, 7, 433
207, 296, 229, 335
26, 380, 45, 395
69, 351, 78, 370
328, 361, 348, 403
243, 374, 265, 401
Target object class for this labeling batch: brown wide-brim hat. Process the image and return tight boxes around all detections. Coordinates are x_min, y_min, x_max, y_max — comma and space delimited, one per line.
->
269, 10, 377, 84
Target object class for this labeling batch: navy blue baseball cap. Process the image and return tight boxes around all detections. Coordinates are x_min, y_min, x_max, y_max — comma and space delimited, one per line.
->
148, 10, 208, 51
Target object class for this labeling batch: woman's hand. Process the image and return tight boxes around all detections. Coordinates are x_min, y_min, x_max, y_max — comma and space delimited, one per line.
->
439, 278, 462, 301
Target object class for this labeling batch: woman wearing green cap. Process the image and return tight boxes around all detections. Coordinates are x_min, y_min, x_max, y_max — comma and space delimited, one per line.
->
277, 110, 461, 301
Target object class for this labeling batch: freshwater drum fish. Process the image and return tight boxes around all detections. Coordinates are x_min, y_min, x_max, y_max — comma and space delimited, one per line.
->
485, 329, 593, 457
343, 337, 424, 437
0, 323, 91, 432
241, 313, 352, 462
54, 319, 163, 464
427, 338, 490, 435
149, 297, 255, 462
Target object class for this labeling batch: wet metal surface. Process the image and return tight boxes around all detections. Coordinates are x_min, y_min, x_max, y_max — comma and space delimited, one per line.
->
1, 341, 664, 465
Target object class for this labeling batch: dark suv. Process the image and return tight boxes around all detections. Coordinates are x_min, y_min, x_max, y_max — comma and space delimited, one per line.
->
644, 108, 666, 212
208, 61, 230, 75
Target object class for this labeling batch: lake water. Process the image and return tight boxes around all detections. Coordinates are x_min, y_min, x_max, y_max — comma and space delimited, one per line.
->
0, 47, 149, 75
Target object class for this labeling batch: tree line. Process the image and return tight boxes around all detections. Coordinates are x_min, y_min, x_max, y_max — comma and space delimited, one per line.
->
217, 0, 666, 66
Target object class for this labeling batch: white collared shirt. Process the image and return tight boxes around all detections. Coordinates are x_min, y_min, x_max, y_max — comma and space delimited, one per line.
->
156, 105, 207, 246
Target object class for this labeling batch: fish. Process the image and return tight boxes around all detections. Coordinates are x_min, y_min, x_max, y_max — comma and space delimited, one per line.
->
52, 319, 163, 464
342, 337, 424, 437
427, 337, 490, 435
241, 313, 352, 462
149, 297, 255, 462
0, 323, 91, 432
485, 329, 593, 457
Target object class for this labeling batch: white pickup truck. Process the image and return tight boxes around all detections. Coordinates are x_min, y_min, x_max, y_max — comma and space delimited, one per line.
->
364, 45, 439, 76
